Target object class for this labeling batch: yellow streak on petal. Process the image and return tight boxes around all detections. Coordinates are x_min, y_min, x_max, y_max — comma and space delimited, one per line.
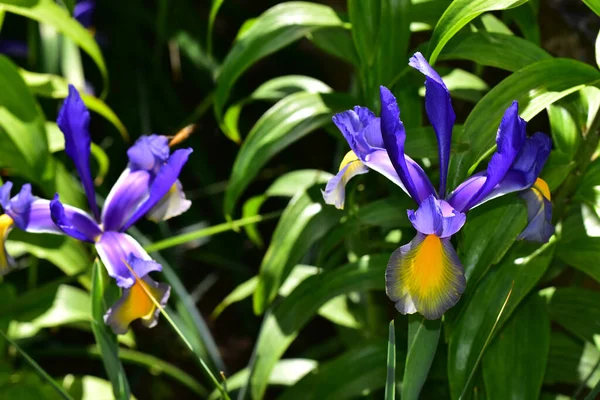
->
0, 214, 14, 273
402, 235, 446, 298
533, 178, 551, 201
339, 150, 360, 171
111, 280, 161, 328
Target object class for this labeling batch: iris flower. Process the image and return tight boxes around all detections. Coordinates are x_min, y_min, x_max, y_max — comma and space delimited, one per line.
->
0, 85, 192, 334
323, 53, 553, 319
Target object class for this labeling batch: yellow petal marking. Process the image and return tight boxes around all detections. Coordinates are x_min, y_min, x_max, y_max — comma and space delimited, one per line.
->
0, 214, 14, 274
111, 279, 162, 328
339, 150, 360, 171
533, 178, 551, 201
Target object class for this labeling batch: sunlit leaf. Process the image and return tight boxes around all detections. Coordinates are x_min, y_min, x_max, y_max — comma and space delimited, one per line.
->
402, 316, 440, 400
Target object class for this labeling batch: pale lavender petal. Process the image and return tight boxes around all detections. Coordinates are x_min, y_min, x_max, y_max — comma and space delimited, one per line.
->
322, 159, 369, 209
146, 180, 192, 222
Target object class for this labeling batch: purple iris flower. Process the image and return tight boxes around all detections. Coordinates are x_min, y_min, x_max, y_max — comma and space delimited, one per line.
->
73, 0, 96, 29
0, 85, 192, 334
323, 52, 553, 319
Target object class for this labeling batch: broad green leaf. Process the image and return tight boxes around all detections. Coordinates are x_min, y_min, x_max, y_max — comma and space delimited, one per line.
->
557, 204, 600, 283
245, 254, 388, 400
576, 158, 600, 210
222, 75, 332, 143
307, 27, 359, 66
242, 169, 332, 247
478, 13, 513, 35
548, 103, 580, 159
376, 0, 411, 86
253, 186, 342, 314
544, 332, 600, 388
90, 259, 130, 400
64, 376, 135, 400
0, 0, 108, 97
439, 32, 550, 72
448, 241, 554, 400
223, 91, 353, 216
385, 322, 396, 400
402, 316, 441, 400
0, 55, 50, 183
583, 0, 600, 16
503, 3, 540, 45
421, 68, 488, 103
409, 0, 452, 32
207, 0, 225, 56
348, 0, 380, 66
214, 2, 345, 116
596, 29, 600, 69
208, 359, 317, 400
482, 294, 549, 400
448, 59, 600, 189
279, 343, 396, 400
20, 70, 129, 141
549, 287, 600, 345
356, 196, 414, 229
8, 285, 90, 339
0, 330, 74, 400
427, 0, 528, 65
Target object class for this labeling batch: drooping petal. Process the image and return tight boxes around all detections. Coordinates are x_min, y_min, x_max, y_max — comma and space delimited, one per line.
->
0, 214, 16, 275
322, 151, 369, 209
407, 194, 466, 238
101, 169, 152, 231
459, 101, 526, 211
127, 135, 170, 173
49, 195, 102, 242
518, 178, 554, 242
121, 148, 193, 231
385, 233, 466, 319
409, 52, 455, 195
380, 86, 436, 203
147, 180, 192, 222
95, 231, 154, 288
57, 84, 99, 219
104, 274, 170, 335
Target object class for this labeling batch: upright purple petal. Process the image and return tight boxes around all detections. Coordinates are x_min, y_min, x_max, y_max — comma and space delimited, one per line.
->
121, 148, 192, 231
101, 169, 152, 231
407, 194, 466, 238
95, 231, 154, 288
50, 194, 102, 242
409, 52, 455, 196
73, 0, 95, 28
57, 85, 99, 219
380, 86, 435, 203
127, 135, 170, 173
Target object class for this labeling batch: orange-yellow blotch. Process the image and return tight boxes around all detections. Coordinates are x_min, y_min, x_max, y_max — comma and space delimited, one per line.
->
533, 178, 551, 201
0, 214, 15, 274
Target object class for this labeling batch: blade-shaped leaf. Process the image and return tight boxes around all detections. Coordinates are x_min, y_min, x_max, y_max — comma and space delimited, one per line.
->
427, 0, 528, 65
348, 0, 380, 67
223, 91, 353, 217
253, 186, 342, 314
90, 259, 130, 400
402, 316, 441, 400
482, 293, 550, 400
214, 2, 345, 116
548, 287, 600, 345
244, 254, 388, 400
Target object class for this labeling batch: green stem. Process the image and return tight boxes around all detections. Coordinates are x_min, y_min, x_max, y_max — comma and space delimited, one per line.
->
553, 104, 600, 223
144, 211, 282, 252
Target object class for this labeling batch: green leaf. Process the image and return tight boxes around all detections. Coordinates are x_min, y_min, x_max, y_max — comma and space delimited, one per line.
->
409, 0, 452, 32
244, 254, 389, 400
0, 330, 74, 400
20, 70, 129, 142
424, 68, 488, 103
503, 3, 540, 45
90, 259, 130, 400
557, 204, 600, 283
65, 376, 136, 400
439, 32, 550, 72
545, 332, 600, 387
402, 315, 440, 400
583, 0, 600, 16
548, 103, 581, 159
447, 241, 554, 399
0, 0, 108, 97
478, 13, 513, 35
376, 0, 411, 86
253, 186, 342, 314
549, 287, 600, 345
242, 169, 332, 247
222, 75, 332, 143
449, 59, 600, 189
348, 0, 380, 67
307, 27, 359, 66
482, 293, 550, 400
596, 29, 600, 69
214, 2, 345, 116
279, 343, 395, 400
207, 0, 225, 56
427, 0, 528, 65
0, 55, 50, 182
223, 91, 353, 216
